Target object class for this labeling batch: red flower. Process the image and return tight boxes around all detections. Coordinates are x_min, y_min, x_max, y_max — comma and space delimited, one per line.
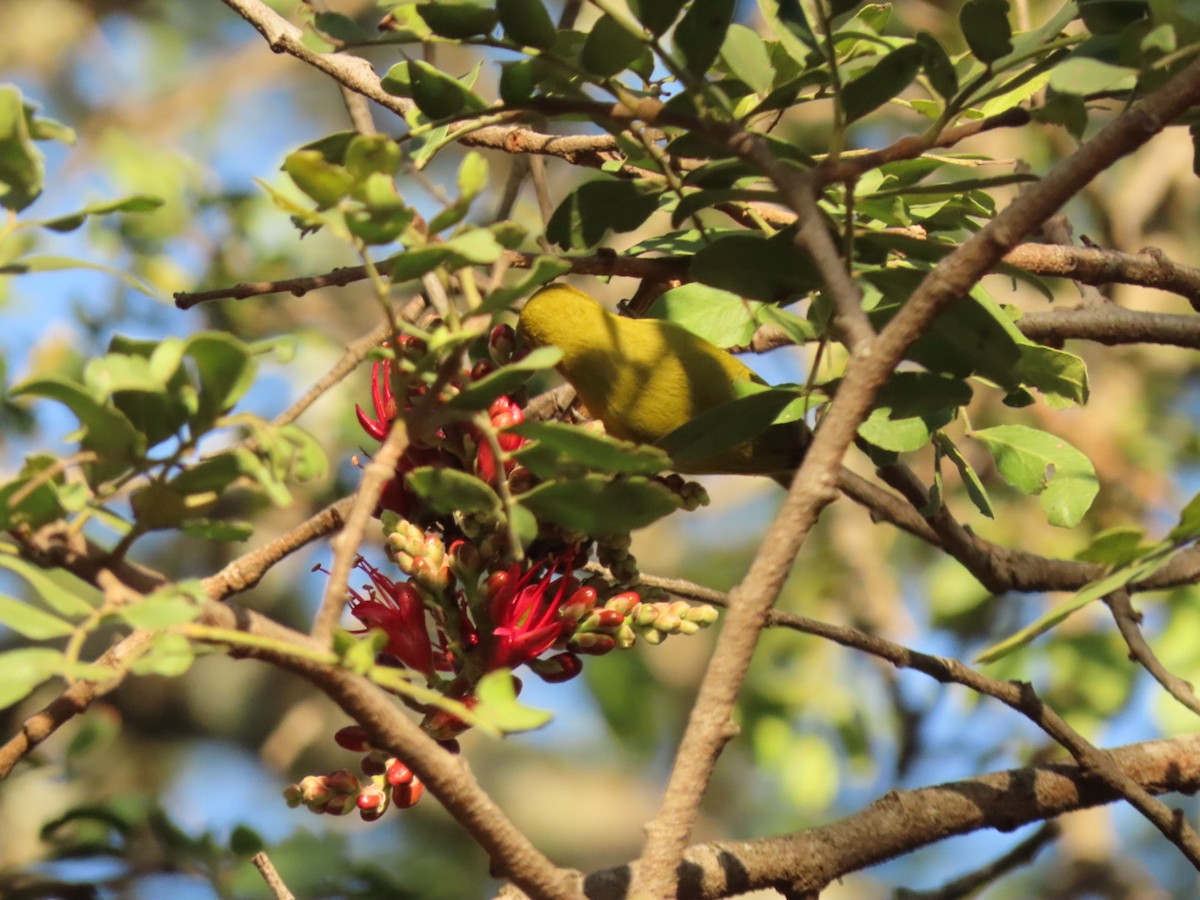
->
356, 359, 396, 442
347, 559, 435, 677
486, 555, 576, 671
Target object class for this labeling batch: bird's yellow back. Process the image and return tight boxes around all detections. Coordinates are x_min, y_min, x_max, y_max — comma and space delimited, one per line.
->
517, 284, 808, 477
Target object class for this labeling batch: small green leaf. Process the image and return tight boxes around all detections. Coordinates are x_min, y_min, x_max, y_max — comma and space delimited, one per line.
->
0, 254, 161, 297
674, 0, 738, 77
407, 467, 501, 516
408, 60, 487, 120
416, 0, 497, 38
916, 32, 958, 99
0, 647, 63, 710
282, 150, 355, 208
0, 595, 74, 639
130, 632, 195, 677
0, 86, 45, 212
473, 669, 554, 733
960, 0, 1013, 64
629, 0, 688, 35
933, 433, 994, 518
118, 585, 202, 630
1048, 56, 1138, 95
519, 476, 681, 533
691, 230, 821, 301
10, 376, 144, 464
497, 0, 557, 49
1075, 526, 1150, 565
185, 332, 256, 427
971, 424, 1098, 527
446, 346, 563, 410
658, 389, 800, 467
344, 134, 401, 181
976, 547, 1172, 663
180, 519, 254, 542
841, 43, 925, 122
582, 14, 646, 77
647, 284, 759, 347
38, 195, 163, 233
722, 24, 775, 95
546, 177, 660, 249
1170, 491, 1200, 542
0, 553, 98, 618
512, 421, 671, 477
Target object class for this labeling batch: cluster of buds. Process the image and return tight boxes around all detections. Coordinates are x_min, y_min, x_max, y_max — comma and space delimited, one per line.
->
658, 473, 711, 512
284, 726, 426, 822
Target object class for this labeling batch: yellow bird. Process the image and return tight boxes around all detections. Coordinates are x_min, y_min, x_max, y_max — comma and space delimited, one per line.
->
516, 283, 809, 479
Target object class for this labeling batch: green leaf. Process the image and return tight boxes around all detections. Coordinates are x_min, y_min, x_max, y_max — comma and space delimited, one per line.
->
446, 346, 562, 410
130, 632, 195, 677
856, 373, 969, 454
582, 14, 645, 77
976, 547, 1172, 663
473, 669, 553, 733
415, 0, 498, 38
344, 134, 401, 180
934, 433, 994, 518
1075, 526, 1151, 565
282, 150, 355, 208
9, 376, 144, 464
406, 467, 501, 516
691, 230, 821, 301
916, 32, 958, 99
512, 421, 671, 477
186, 332, 256, 426
387, 229, 506, 282
971, 424, 1099, 527
118, 584, 203, 630
546, 177, 659, 249
647, 284, 759, 347
0, 554, 98, 618
408, 60, 487, 120
1170, 490, 1200, 542
497, 0, 557, 49
37, 194, 163, 233
230, 824, 266, 857
0, 595, 74, 639
0, 647, 63, 710
1048, 56, 1138, 95
841, 43, 924, 122
477, 256, 572, 315
1016, 343, 1089, 407
0, 254, 161, 297
629, 0, 688, 35
960, 0, 1013, 64
519, 476, 681, 533
722, 24, 775, 95
657, 388, 800, 467
0, 86, 44, 212
674, 0, 738, 77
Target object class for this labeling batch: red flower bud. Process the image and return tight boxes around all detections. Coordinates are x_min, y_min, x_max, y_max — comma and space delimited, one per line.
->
530, 651, 583, 683
392, 777, 425, 809
334, 725, 372, 752
489, 324, 516, 365
386, 759, 414, 787
472, 359, 496, 380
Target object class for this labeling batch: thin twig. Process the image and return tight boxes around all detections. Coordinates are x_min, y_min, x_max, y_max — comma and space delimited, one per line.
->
893, 823, 1059, 900
252, 851, 296, 900
1106, 589, 1200, 718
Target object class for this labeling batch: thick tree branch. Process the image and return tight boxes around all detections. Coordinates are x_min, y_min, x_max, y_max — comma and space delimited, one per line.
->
580, 734, 1200, 899
631, 52, 1200, 897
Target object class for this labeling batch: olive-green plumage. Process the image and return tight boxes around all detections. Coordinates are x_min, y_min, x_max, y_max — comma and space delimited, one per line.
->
517, 284, 809, 478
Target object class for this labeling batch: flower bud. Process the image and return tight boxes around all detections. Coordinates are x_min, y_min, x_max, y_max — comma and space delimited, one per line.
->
568, 632, 617, 655
560, 585, 598, 621
386, 758, 415, 787
604, 591, 641, 616
634, 604, 661, 627
529, 651, 583, 682
392, 777, 425, 809
325, 769, 362, 794
471, 359, 496, 380
687, 605, 720, 625
334, 725, 372, 752
489, 324, 516, 364
361, 752, 388, 776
